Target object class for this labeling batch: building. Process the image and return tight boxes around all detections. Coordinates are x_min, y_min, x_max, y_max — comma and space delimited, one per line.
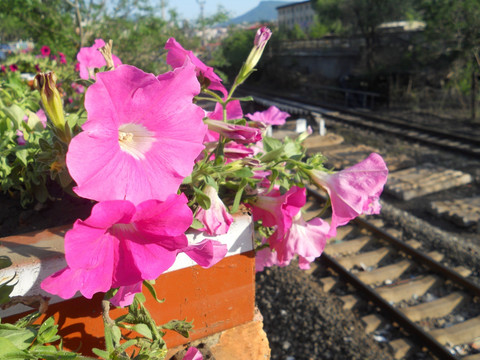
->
277, 1, 315, 31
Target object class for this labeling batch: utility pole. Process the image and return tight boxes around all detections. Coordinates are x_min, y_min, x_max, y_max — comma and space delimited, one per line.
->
196, 0, 206, 46
160, 0, 166, 21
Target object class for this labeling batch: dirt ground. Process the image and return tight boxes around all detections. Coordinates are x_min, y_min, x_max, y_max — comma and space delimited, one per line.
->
256, 262, 396, 360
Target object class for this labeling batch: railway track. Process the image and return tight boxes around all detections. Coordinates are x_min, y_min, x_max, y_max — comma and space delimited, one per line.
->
241, 87, 480, 158
245, 86, 480, 358
243, 85, 480, 241
306, 188, 480, 360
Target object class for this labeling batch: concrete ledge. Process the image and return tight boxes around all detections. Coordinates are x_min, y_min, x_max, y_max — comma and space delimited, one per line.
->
166, 310, 271, 360
1, 214, 256, 356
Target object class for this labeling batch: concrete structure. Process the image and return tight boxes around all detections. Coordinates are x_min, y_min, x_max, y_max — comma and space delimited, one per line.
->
277, 1, 315, 31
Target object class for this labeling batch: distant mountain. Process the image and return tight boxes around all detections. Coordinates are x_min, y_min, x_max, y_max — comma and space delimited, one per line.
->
224, 1, 294, 25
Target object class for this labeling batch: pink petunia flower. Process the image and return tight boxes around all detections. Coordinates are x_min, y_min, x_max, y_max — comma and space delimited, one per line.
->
58, 52, 67, 65
274, 212, 330, 269
248, 186, 306, 244
246, 106, 290, 126
9, 64, 18, 72
41, 45, 51, 57
41, 195, 194, 300
309, 153, 388, 237
165, 37, 227, 98
36, 109, 47, 128
204, 100, 244, 143
76, 39, 122, 79
183, 347, 203, 360
223, 142, 255, 162
204, 119, 263, 144
255, 240, 279, 272
71, 82, 85, 94
195, 185, 233, 236
1, 65, 6, 73
66, 63, 207, 204
16, 129, 26, 145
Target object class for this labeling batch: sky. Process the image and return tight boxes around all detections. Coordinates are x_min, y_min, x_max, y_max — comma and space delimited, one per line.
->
166, 0, 301, 21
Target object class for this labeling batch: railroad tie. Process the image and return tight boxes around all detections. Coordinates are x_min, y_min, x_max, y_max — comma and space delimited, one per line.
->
376, 275, 441, 303
400, 292, 470, 322
428, 316, 480, 347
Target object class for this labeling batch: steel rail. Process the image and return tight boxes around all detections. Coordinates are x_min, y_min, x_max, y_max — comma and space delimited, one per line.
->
308, 186, 480, 298
319, 254, 460, 360
308, 186, 480, 358
242, 88, 480, 157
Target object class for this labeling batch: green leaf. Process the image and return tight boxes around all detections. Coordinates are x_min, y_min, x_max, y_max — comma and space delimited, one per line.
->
204, 175, 218, 190
262, 136, 282, 152
36, 316, 60, 345
14, 312, 41, 328
30, 345, 80, 359
132, 324, 152, 339
111, 325, 122, 345
0, 337, 31, 360
0, 281, 16, 305
143, 280, 164, 304
2, 104, 25, 128
231, 179, 247, 214
38, 138, 51, 151
135, 292, 146, 304
190, 218, 204, 230
92, 348, 110, 358
0, 327, 36, 350
232, 167, 254, 178
194, 186, 211, 210
0, 256, 12, 270
161, 319, 193, 338
15, 149, 28, 166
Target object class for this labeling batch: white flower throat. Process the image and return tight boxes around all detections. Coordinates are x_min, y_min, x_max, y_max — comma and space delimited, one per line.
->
118, 123, 155, 160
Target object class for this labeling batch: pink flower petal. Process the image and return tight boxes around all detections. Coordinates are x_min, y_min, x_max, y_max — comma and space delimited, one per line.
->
41, 263, 114, 300
255, 246, 279, 272
183, 239, 228, 268
246, 106, 290, 125
310, 153, 388, 237
67, 63, 207, 204
249, 186, 306, 243
110, 282, 143, 307
77, 38, 122, 80
134, 195, 193, 238
274, 214, 329, 268
183, 347, 203, 360
195, 185, 233, 236
165, 38, 226, 98
42, 197, 194, 300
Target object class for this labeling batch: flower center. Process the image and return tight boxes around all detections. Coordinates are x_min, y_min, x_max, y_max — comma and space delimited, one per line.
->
118, 123, 155, 160
111, 223, 136, 234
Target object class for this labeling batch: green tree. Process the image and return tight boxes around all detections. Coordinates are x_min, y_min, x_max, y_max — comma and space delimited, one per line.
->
419, 0, 480, 120
312, 0, 417, 71
0, 0, 78, 58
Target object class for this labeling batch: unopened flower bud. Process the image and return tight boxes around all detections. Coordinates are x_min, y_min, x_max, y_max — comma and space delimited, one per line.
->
34, 72, 65, 132
236, 26, 272, 85
254, 26, 272, 51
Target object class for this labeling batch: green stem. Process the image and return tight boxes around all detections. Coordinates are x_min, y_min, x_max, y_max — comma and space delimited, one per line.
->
102, 300, 115, 354
203, 89, 224, 103
138, 301, 163, 341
